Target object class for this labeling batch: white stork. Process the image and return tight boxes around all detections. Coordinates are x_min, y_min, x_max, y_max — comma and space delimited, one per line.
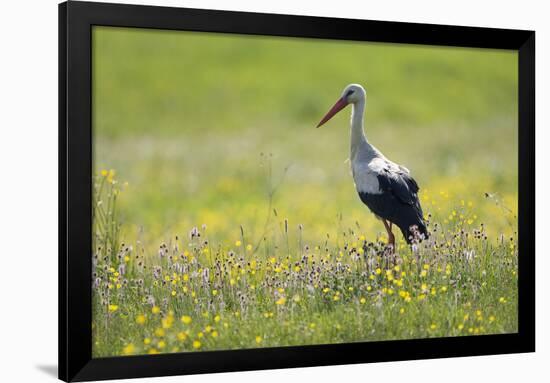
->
316, 84, 428, 248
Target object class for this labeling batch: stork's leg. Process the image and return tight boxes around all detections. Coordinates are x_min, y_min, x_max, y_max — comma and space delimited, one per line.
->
382, 219, 395, 251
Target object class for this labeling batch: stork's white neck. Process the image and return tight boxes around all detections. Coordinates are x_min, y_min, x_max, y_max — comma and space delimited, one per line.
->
350, 99, 377, 161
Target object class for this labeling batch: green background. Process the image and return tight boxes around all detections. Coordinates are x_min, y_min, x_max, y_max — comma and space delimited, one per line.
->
92, 26, 518, 247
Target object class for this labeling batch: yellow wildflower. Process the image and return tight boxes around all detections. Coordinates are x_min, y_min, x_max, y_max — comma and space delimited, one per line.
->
177, 332, 187, 341
276, 297, 287, 305
181, 315, 192, 324
122, 344, 135, 355
136, 314, 146, 325
154, 328, 165, 337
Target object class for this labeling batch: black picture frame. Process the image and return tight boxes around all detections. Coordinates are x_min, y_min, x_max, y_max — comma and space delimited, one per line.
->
59, 1, 535, 381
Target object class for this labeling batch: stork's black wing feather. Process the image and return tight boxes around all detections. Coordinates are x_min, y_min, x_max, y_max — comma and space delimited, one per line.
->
377, 169, 420, 206
357, 167, 428, 243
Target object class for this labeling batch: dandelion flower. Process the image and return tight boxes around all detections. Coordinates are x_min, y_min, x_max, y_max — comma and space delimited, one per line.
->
177, 332, 187, 341
255, 336, 263, 344
181, 315, 192, 324
136, 314, 146, 325
161, 316, 174, 329
152, 306, 160, 314
154, 328, 165, 337
275, 297, 287, 305
122, 344, 135, 355
193, 340, 201, 349
360, 297, 366, 304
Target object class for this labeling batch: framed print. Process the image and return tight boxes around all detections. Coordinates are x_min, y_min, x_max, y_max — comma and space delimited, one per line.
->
59, 1, 535, 381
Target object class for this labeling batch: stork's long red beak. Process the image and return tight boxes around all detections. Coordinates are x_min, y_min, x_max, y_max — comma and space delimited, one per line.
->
316, 97, 348, 128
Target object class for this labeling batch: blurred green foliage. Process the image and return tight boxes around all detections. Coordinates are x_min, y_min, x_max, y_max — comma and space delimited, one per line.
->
92, 26, 517, 247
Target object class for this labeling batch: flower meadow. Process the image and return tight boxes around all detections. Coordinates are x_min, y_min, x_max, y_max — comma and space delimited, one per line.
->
92, 170, 518, 357
91, 27, 518, 358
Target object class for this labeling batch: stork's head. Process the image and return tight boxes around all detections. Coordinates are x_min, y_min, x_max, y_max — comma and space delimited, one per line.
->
316, 84, 366, 128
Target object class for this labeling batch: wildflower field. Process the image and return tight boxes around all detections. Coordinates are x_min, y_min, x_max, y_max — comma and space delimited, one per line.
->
91, 27, 518, 357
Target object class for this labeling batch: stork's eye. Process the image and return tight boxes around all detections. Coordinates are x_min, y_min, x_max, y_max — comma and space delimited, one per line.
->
346, 90, 354, 97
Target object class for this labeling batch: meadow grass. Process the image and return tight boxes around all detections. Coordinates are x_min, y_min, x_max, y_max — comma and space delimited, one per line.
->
92, 171, 517, 357
91, 27, 518, 357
